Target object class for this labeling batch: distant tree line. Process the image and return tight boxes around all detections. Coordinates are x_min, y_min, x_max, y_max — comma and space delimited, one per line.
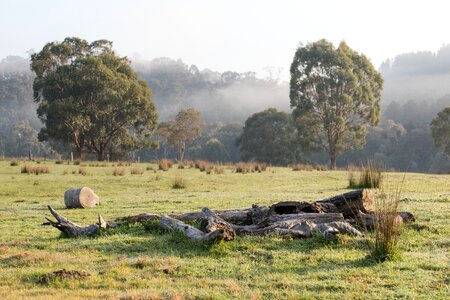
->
0, 38, 449, 172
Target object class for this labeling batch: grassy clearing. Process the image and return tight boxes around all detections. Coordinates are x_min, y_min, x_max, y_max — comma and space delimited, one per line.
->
0, 160, 448, 299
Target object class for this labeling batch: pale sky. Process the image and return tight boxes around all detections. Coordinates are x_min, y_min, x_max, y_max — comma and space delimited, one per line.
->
0, 0, 449, 80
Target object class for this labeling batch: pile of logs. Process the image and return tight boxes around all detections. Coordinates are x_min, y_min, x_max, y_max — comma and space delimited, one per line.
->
43, 189, 415, 241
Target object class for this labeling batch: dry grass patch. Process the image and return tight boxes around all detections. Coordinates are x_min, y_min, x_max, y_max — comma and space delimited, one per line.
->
130, 167, 144, 175
112, 168, 126, 176
159, 159, 173, 171
21, 165, 50, 175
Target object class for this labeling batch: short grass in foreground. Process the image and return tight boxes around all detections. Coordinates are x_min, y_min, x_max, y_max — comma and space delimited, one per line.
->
0, 160, 449, 299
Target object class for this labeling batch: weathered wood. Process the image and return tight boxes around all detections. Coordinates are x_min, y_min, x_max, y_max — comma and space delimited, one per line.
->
232, 219, 362, 239
317, 189, 374, 218
159, 215, 231, 242
356, 210, 413, 229
267, 212, 344, 224
64, 187, 100, 209
199, 208, 236, 241
43, 205, 106, 237
117, 208, 254, 225
269, 201, 338, 215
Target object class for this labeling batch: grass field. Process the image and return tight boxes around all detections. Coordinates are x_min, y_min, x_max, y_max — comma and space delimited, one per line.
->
0, 160, 449, 299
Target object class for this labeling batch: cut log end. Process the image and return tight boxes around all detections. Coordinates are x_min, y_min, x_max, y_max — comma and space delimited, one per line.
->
64, 187, 100, 209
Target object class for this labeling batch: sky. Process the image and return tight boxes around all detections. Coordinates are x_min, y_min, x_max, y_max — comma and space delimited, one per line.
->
1, 0, 449, 80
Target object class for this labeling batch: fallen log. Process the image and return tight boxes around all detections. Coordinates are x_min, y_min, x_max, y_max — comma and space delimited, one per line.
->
269, 201, 338, 215
317, 189, 374, 218
232, 219, 362, 239
160, 215, 232, 242
64, 187, 100, 209
199, 208, 236, 241
116, 208, 256, 225
43, 206, 106, 237
356, 210, 414, 229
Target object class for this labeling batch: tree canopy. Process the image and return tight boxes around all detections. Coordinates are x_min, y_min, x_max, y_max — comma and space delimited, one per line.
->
30, 37, 158, 160
430, 107, 450, 157
290, 39, 383, 168
237, 108, 302, 165
164, 108, 203, 162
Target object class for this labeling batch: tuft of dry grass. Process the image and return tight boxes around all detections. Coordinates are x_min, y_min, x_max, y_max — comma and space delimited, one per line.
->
348, 161, 383, 189
235, 162, 267, 173
172, 176, 188, 189
214, 165, 225, 174
159, 159, 173, 171
368, 175, 404, 262
20, 165, 50, 175
78, 167, 91, 176
112, 168, 126, 176
292, 163, 313, 171
130, 167, 144, 175
10, 160, 19, 166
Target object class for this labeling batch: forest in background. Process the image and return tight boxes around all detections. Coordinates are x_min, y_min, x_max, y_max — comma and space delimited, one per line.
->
1, 45, 450, 173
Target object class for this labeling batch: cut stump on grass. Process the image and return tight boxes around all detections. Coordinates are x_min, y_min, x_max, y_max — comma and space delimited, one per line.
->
64, 187, 100, 209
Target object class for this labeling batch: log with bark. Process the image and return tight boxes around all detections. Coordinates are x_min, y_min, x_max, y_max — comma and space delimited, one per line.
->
43, 206, 106, 237
317, 189, 374, 218
64, 187, 100, 209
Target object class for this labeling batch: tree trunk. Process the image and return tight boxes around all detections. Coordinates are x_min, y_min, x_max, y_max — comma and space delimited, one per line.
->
64, 187, 100, 209
43, 206, 106, 238
75, 147, 83, 160
317, 189, 374, 218
330, 150, 337, 170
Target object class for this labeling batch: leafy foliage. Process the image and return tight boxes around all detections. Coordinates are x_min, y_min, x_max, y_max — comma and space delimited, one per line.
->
237, 108, 302, 165
430, 107, 450, 157
30, 37, 158, 160
290, 39, 383, 168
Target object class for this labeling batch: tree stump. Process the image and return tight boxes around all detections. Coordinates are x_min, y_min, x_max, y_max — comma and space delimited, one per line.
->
64, 187, 100, 208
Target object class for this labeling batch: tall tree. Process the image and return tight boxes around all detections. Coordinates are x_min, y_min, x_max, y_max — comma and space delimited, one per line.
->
31, 37, 158, 160
290, 39, 383, 169
237, 108, 302, 165
166, 108, 203, 162
430, 107, 450, 157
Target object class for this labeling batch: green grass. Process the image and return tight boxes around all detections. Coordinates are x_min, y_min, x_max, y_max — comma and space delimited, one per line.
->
0, 160, 449, 299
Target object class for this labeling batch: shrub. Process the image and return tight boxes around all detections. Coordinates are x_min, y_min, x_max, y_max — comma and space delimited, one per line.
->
172, 176, 187, 189
159, 159, 173, 171
368, 177, 404, 262
73, 160, 81, 165
112, 168, 126, 176
55, 160, 64, 164
10, 160, 19, 166
130, 167, 144, 175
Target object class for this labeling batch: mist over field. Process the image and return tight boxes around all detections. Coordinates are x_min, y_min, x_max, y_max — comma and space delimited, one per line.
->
1, 44, 450, 172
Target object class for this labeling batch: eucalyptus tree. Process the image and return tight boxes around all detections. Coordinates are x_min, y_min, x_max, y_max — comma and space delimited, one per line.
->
290, 39, 383, 169
31, 37, 158, 160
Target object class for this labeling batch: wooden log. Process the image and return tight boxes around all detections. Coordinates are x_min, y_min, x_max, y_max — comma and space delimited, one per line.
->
159, 215, 231, 242
269, 201, 338, 215
267, 212, 344, 224
232, 219, 362, 239
64, 187, 100, 208
116, 208, 254, 225
356, 210, 413, 229
43, 205, 106, 238
199, 208, 236, 241
317, 189, 374, 218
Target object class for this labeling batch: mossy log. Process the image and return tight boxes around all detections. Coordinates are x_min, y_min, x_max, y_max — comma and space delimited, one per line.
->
64, 187, 100, 209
